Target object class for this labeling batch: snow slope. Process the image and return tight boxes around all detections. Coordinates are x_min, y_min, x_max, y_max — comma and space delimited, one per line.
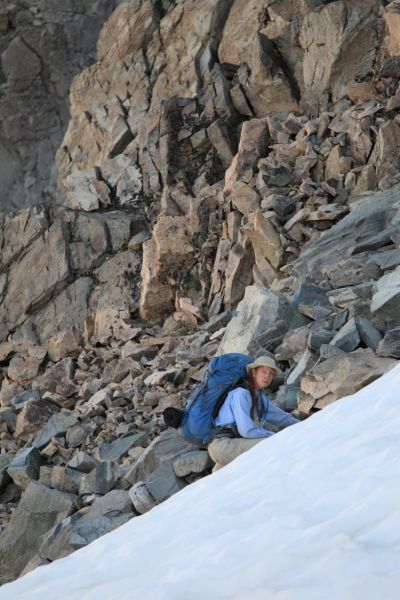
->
1, 364, 400, 600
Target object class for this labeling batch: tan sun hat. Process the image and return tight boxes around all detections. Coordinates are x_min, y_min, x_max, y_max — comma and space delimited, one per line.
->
246, 355, 281, 376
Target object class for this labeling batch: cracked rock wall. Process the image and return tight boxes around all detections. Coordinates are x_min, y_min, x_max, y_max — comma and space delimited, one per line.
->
0, 0, 121, 217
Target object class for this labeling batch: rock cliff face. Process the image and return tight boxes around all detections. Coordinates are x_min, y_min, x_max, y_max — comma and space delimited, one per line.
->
0, 0, 120, 216
1, 0, 400, 586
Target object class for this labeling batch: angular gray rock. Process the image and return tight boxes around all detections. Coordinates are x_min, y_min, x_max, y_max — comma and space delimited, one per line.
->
0, 454, 12, 492
275, 326, 310, 361
34, 410, 79, 449
173, 451, 214, 478
125, 430, 196, 486
96, 432, 148, 462
39, 490, 133, 561
355, 316, 382, 351
218, 286, 306, 355
292, 283, 332, 320
300, 349, 397, 409
330, 318, 361, 352
0, 481, 76, 585
129, 481, 157, 515
67, 452, 98, 473
327, 283, 374, 309
247, 320, 288, 357
15, 399, 55, 441
146, 463, 186, 503
308, 329, 334, 353
293, 186, 400, 283
275, 384, 300, 411
50, 466, 84, 495
10, 389, 41, 411
7, 447, 43, 489
0, 407, 16, 432
286, 350, 319, 385
376, 327, 400, 358
79, 461, 120, 496
371, 266, 400, 323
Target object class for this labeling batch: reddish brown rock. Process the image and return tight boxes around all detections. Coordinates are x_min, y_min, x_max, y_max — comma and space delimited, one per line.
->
139, 216, 196, 321
345, 82, 378, 104
369, 120, 400, 186
224, 118, 270, 192
299, 0, 380, 109
384, 1, 400, 56
7, 348, 47, 385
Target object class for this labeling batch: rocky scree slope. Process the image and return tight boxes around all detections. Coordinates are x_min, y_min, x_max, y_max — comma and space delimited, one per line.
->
1, 0, 400, 586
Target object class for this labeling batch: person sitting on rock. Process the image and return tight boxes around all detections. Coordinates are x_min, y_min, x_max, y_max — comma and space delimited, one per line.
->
208, 356, 299, 471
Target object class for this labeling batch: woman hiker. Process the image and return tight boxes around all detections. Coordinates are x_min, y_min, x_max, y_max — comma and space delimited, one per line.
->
208, 356, 299, 471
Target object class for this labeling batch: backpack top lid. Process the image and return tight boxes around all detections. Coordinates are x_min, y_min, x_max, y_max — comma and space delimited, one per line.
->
178, 353, 253, 445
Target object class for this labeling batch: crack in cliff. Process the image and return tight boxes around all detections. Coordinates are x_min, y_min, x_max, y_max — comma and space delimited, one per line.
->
194, 0, 236, 89
258, 33, 301, 102
18, 35, 63, 131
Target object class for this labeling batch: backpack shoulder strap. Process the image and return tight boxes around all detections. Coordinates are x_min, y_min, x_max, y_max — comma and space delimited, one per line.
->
210, 377, 249, 420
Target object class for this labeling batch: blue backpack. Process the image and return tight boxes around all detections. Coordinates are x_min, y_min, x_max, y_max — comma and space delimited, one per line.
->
163, 353, 253, 446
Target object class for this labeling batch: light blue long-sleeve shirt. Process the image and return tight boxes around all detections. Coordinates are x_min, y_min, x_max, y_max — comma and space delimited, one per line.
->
213, 387, 299, 438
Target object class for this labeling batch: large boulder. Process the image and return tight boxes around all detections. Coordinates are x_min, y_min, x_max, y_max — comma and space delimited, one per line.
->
293, 186, 400, 284
12, 278, 93, 346
0, 481, 76, 585
38, 490, 133, 561
224, 118, 270, 191
125, 430, 195, 486
90, 250, 141, 344
299, 0, 380, 110
139, 216, 196, 321
299, 349, 397, 411
218, 285, 306, 355
0, 219, 70, 341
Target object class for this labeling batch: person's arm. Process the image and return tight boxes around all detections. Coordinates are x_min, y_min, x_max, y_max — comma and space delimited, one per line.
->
230, 388, 273, 438
263, 394, 299, 429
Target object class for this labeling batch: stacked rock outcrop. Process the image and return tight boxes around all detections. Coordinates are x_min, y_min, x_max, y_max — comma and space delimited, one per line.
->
1, 0, 400, 586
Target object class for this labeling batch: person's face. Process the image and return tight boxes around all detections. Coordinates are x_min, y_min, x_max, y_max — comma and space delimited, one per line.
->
252, 366, 276, 390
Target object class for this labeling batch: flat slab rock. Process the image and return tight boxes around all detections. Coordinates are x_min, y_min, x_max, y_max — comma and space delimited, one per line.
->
39, 490, 133, 562
0, 481, 77, 585
293, 185, 400, 283
95, 432, 148, 462
300, 349, 397, 407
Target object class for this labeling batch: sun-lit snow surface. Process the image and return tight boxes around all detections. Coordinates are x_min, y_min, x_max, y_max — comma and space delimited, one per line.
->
2, 364, 400, 600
